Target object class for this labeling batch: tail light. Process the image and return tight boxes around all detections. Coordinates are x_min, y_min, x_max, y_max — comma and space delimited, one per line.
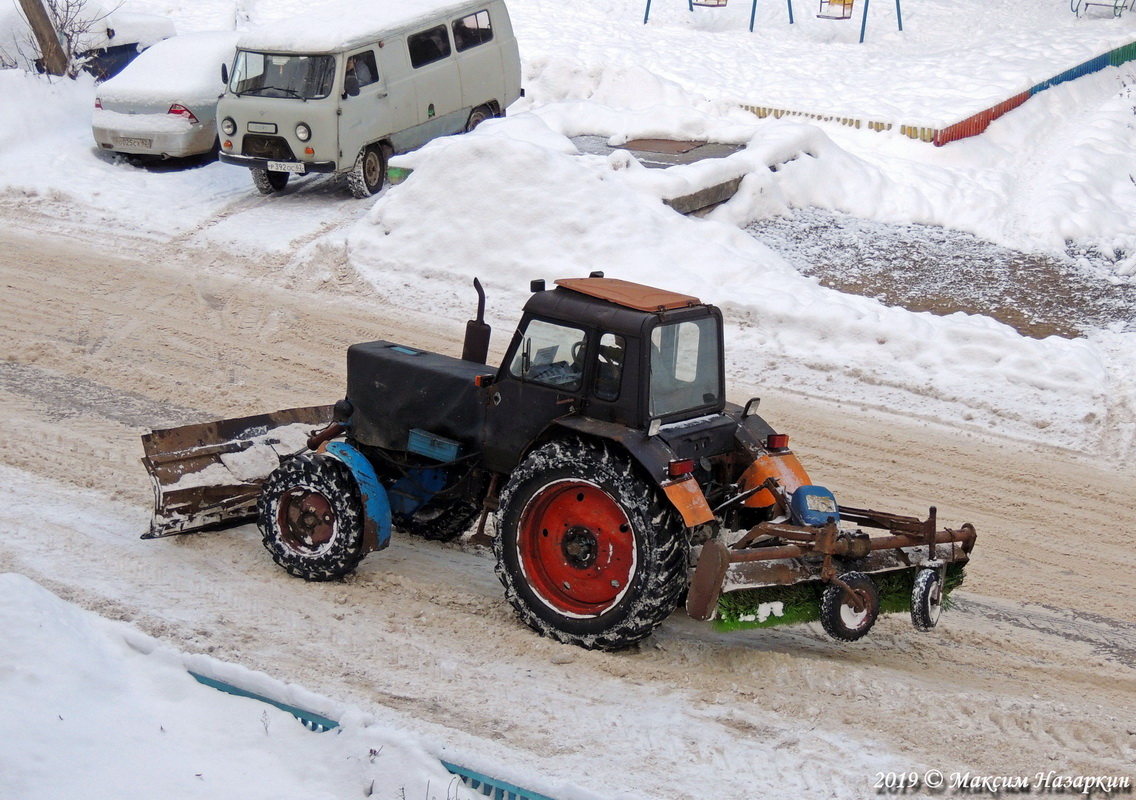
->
667, 459, 695, 478
167, 104, 199, 124
766, 433, 789, 450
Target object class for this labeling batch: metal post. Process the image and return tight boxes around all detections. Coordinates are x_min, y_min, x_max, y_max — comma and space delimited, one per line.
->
895, 0, 902, 30
787, 0, 795, 23
644, 0, 653, 23
750, 0, 759, 30
858, 0, 870, 43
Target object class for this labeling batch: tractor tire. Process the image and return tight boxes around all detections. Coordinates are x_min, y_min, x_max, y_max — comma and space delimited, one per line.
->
495, 438, 688, 651
348, 144, 385, 198
910, 568, 943, 632
258, 453, 366, 581
393, 499, 480, 542
820, 572, 880, 642
252, 167, 289, 194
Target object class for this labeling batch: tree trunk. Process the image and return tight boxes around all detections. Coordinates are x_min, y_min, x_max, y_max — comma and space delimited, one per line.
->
18, 0, 69, 76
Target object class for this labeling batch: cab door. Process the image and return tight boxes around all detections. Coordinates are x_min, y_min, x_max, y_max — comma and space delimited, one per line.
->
481, 318, 589, 473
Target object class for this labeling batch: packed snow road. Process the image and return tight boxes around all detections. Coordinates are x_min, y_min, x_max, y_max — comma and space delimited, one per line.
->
2, 217, 1134, 799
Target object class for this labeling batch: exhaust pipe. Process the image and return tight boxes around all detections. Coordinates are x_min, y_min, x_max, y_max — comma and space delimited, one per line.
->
461, 277, 491, 364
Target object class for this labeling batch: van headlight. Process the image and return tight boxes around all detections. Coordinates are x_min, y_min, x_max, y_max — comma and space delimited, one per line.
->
295, 123, 311, 142
220, 117, 236, 136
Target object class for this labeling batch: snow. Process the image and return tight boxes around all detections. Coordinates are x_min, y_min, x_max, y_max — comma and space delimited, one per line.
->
235, 0, 498, 53
96, 31, 240, 105
0, 572, 478, 800
3, 0, 1136, 795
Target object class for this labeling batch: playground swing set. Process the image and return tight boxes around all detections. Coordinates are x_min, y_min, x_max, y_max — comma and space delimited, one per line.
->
643, 0, 902, 42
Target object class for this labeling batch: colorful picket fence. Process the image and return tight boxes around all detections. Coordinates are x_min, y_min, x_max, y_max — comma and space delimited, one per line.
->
740, 38, 1136, 145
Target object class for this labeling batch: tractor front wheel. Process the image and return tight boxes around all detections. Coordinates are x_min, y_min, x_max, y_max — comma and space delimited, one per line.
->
258, 454, 366, 581
495, 439, 688, 650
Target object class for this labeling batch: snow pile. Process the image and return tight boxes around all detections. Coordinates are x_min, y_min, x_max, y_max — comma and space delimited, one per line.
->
0, 572, 476, 800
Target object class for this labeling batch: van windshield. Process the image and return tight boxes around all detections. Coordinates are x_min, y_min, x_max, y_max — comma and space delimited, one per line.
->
229, 51, 336, 100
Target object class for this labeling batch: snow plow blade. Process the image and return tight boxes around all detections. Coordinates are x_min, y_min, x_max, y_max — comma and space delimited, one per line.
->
141, 405, 333, 539
686, 505, 977, 624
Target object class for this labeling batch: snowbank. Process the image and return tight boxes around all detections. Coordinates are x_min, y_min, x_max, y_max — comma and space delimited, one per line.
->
0, 572, 477, 800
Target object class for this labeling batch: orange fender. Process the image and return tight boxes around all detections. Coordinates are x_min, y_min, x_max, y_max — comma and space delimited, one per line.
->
738, 451, 811, 508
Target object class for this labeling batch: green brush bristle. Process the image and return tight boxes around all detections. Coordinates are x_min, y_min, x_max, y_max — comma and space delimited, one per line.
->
712, 564, 967, 633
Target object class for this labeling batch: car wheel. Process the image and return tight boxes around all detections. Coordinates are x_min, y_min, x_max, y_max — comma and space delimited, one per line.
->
348, 145, 385, 198
252, 167, 289, 194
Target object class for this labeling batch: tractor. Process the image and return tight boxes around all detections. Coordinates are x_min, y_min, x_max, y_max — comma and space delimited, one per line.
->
142, 275, 976, 650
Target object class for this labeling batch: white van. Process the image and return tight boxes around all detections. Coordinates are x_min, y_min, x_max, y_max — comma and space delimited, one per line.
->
216, 0, 522, 197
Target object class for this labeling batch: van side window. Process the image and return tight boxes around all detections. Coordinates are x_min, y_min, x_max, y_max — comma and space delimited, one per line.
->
453, 10, 493, 52
408, 25, 452, 68
346, 50, 378, 87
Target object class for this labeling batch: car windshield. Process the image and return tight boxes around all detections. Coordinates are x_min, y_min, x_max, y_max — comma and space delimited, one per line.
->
649, 317, 721, 417
229, 51, 335, 100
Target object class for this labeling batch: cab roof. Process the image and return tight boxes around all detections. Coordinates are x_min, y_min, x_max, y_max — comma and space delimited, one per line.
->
554, 278, 702, 312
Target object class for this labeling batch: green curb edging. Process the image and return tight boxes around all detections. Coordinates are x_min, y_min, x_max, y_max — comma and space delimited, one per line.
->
189, 671, 558, 800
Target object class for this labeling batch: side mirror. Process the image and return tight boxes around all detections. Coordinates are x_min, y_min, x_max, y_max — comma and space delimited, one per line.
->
220, 63, 228, 84
343, 74, 360, 97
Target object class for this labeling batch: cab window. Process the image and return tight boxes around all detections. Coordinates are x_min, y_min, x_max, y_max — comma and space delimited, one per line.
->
509, 319, 587, 391
593, 333, 625, 401
649, 318, 720, 416
346, 50, 378, 87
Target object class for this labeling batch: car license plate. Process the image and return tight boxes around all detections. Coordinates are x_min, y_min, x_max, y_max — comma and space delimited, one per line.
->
268, 161, 305, 174
248, 122, 277, 134
116, 137, 152, 148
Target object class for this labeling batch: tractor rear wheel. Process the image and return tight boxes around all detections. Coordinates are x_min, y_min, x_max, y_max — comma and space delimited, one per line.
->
258, 454, 366, 581
495, 439, 688, 650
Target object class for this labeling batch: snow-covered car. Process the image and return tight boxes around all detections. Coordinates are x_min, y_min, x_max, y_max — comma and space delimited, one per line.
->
92, 31, 239, 160
74, 10, 177, 80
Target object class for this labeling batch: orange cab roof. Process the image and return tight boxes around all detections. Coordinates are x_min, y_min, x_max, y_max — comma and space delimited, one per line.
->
555, 278, 702, 312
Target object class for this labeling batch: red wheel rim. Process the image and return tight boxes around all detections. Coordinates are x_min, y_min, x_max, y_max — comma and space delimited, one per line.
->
517, 480, 637, 617
277, 487, 336, 554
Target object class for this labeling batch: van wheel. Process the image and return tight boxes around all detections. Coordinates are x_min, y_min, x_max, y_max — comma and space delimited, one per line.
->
348, 145, 385, 198
465, 105, 493, 132
252, 168, 289, 194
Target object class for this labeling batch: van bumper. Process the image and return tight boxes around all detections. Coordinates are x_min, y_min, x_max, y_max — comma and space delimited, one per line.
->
219, 153, 337, 173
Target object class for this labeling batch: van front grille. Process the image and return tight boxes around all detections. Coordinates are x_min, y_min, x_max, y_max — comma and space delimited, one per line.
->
242, 135, 295, 161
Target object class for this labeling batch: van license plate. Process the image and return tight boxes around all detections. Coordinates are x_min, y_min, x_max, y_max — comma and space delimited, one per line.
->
268, 161, 305, 174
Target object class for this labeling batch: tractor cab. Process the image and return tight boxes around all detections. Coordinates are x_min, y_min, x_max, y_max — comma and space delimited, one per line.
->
479, 276, 726, 472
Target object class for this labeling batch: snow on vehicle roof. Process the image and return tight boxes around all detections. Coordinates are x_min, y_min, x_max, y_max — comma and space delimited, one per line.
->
235, 0, 493, 53
97, 31, 241, 104
74, 9, 177, 52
